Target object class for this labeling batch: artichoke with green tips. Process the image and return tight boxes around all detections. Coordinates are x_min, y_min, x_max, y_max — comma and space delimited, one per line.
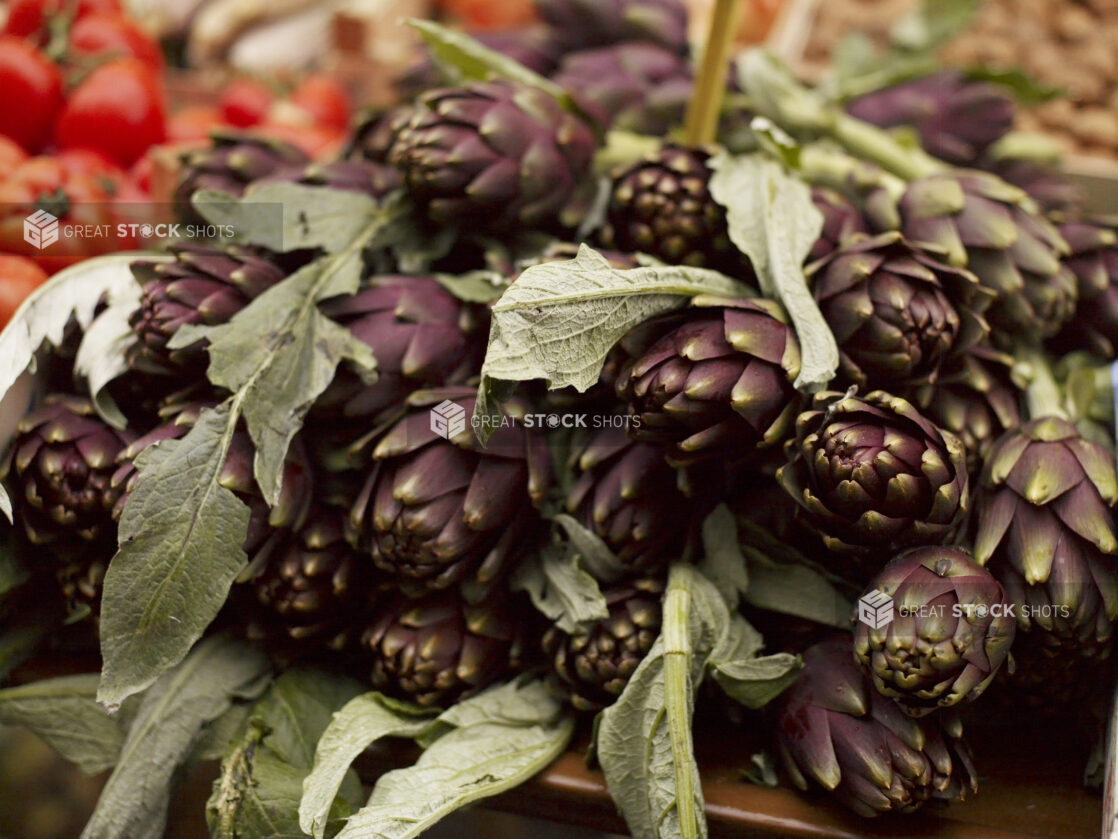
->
853, 546, 1015, 716
616, 296, 804, 466
895, 171, 1075, 343
387, 81, 597, 232
349, 388, 551, 602
1048, 221, 1118, 360
360, 588, 525, 707
777, 390, 969, 562
808, 231, 989, 392
542, 576, 663, 711
973, 417, 1118, 658
773, 637, 977, 817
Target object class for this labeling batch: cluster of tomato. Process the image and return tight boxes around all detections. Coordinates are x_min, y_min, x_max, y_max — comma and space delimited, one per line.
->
0, 0, 355, 326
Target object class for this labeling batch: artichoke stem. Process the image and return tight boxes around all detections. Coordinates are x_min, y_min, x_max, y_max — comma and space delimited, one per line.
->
1019, 342, 1069, 422
663, 568, 700, 839
798, 144, 906, 202
684, 0, 743, 146
829, 110, 942, 182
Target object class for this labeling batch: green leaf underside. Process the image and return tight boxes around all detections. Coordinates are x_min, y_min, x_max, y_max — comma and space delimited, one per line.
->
81, 637, 270, 839
597, 564, 800, 839
97, 405, 251, 709
75, 291, 143, 429
209, 669, 366, 839
335, 680, 572, 839
707, 152, 835, 392
511, 544, 609, 634
0, 674, 136, 774
193, 183, 381, 254
474, 245, 752, 440
300, 692, 437, 839
172, 206, 393, 507
0, 253, 151, 521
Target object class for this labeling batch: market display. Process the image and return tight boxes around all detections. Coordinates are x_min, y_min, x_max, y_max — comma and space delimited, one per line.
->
1, 0, 1117, 838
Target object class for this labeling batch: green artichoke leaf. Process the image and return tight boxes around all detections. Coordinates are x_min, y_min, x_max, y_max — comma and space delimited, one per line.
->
698, 505, 854, 627
169, 198, 412, 508
511, 542, 610, 635
98, 405, 253, 708
83, 636, 271, 839
707, 615, 801, 710
961, 67, 1061, 105
0, 252, 155, 523
171, 251, 377, 507
209, 669, 366, 839
596, 563, 714, 839
74, 291, 142, 430
192, 183, 379, 254
190, 703, 252, 763
474, 244, 753, 441
333, 679, 573, 839
405, 19, 577, 113
0, 674, 141, 775
300, 693, 438, 839
707, 151, 836, 392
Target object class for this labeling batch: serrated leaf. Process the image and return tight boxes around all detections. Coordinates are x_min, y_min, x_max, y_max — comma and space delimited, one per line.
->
98, 404, 251, 709
81, 636, 271, 839
193, 184, 379, 254
335, 679, 572, 839
406, 19, 573, 109
511, 544, 609, 634
596, 564, 712, 839
172, 253, 377, 507
75, 291, 143, 429
0, 675, 140, 774
0, 253, 147, 521
209, 669, 365, 839
300, 692, 438, 839
597, 563, 800, 839
708, 152, 835, 392
475, 245, 752, 440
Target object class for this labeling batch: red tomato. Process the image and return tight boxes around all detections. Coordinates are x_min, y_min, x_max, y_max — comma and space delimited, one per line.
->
0, 254, 49, 328
68, 13, 163, 71
0, 136, 29, 179
0, 155, 135, 272
4, 0, 123, 42
0, 36, 64, 153
167, 105, 225, 142
438, 0, 536, 29
219, 78, 274, 128
55, 58, 166, 167
288, 74, 351, 131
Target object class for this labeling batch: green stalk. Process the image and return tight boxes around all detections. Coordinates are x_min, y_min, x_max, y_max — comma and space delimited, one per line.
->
1018, 342, 1068, 421
739, 50, 943, 182
797, 144, 907, 202
663, 572, 699, 839
684, 0, 744, 146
